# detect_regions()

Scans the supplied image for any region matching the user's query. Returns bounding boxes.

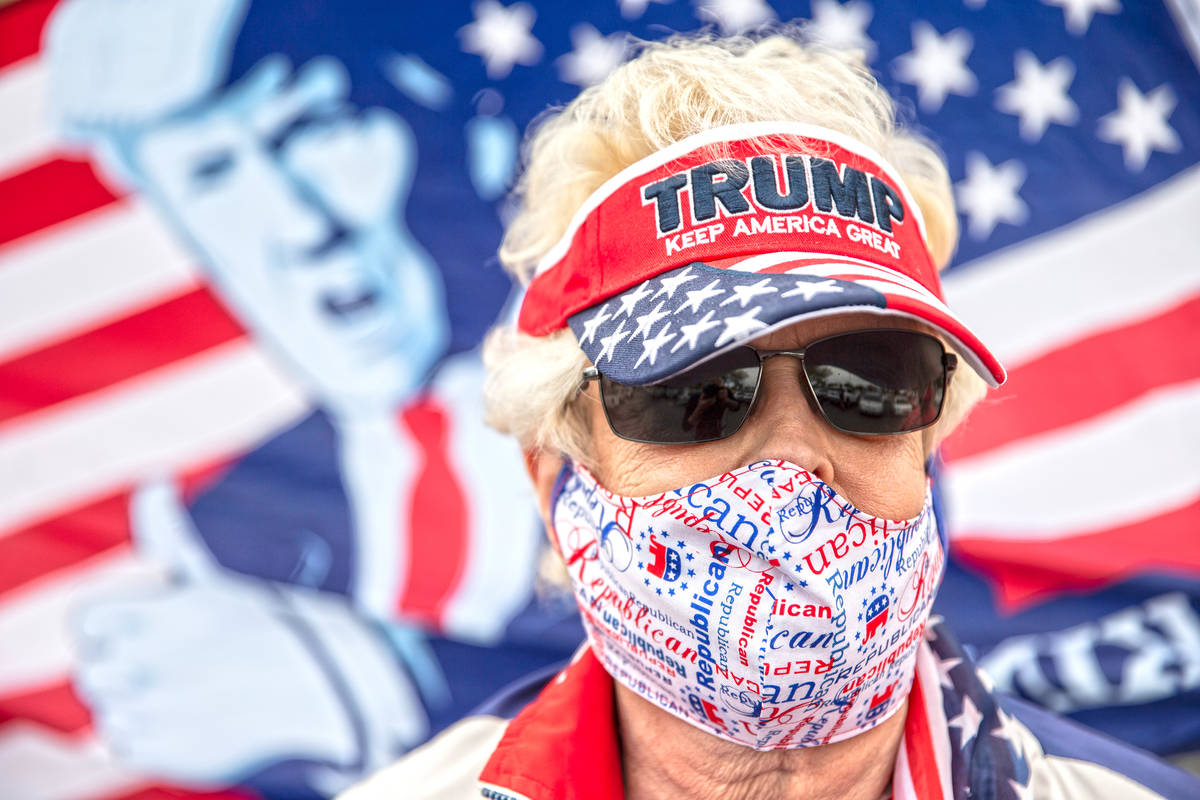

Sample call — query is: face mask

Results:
[551,458,944,750]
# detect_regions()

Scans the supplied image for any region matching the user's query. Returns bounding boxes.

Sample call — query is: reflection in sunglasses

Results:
[589,329,954,444]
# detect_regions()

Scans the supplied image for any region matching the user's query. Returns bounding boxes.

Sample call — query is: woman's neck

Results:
[616,684,904,800]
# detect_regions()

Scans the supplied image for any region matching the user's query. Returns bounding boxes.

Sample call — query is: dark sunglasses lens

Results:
[599,348,760,443]
[803,330,948,435]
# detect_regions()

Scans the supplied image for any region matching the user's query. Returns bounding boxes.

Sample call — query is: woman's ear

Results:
[524,448,565,553]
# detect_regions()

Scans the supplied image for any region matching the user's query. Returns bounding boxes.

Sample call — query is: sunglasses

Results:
[581,329,957,444]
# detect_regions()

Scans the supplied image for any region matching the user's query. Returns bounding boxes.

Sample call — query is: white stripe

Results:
[852,277,954,317]
[532,120,929,277]
[942,165,1200,368]
[809,263,945,303]
[337,409,412,620]
[433,353,542,643]
[794,269,1002,386]
[1033,755,1175,799]
[944,379,1200,539]
[0,60,53,181]
[915,641,955,800]
[0,200,199,362]
[726,250,878,275]
[0,552,163,695]
[728,251,807,273]
[1165,0,1200,71]
[705,253,961,332]
[0,341,311,536]
[720,256,1005,386]
[0,724,147,800]
[892,738,918,800]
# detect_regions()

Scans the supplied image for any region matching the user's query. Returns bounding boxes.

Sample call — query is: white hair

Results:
[484,32,986,465]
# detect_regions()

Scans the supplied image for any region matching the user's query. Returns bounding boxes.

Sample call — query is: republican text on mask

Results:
[804,515,919,580]
[737,571,775,667]
[588,578,689,637]
[588,580,694,676]
[676,473,771,550]
[605,651,689,717]
[838,619,927,697]
[686,550,731,689]
[617,619,690,680]
[813,592,851,676]
[767,615,924,684]
[559,471,603,525]
[715,582,741,673]
[585,605,687,684]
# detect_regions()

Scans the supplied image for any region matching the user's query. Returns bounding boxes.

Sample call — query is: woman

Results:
[343,34,1198,800]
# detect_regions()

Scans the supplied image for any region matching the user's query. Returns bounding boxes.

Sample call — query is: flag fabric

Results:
[911,0,1200,757]
[0,1,1197,799]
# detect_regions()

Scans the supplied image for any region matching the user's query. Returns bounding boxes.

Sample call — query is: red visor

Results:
[517,122,1005,387]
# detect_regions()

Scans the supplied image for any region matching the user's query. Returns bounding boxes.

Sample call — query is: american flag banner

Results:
[915,0,1200,758]
[0,1,1196,799]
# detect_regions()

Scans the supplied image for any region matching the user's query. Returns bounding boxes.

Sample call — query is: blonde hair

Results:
[484,32,986,464]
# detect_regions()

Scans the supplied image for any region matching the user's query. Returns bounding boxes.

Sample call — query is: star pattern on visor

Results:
[577,302,612,346]
[653,266,698,300]
[672,309,720,353]
[596,319,630,362]
[567,261,887,385]
[720,278,778,307]
[635,322,675,368]
[632,300,670,340]
[781,279,845,301]
[678,279,725,314]
[714,305,766,346]
[615,282,654,318]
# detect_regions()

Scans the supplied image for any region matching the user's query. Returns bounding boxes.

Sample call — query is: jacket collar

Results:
[477,621,1030,800]
[479,647,625,800]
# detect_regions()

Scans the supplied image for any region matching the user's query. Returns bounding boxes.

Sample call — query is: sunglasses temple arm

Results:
[578,366,600,395]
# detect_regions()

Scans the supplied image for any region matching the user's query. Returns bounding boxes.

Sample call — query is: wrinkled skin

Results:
[524,311,943,800]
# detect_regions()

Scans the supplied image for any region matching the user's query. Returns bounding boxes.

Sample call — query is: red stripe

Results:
[0,0,59,69]
[397,398,469,630]
[943,295,1200,463]
[0,457,244,598]
[877,291,1007,386]
[743,261,1008,385]
[0,679,92,733]
[0,287,246,425]
[952,498,1200,613]
[756,255,870,274]
[0,494,132,596]
[0,158,124,247]
[179,458,237,502]
[107,786,258,800]
[902,671,946,800]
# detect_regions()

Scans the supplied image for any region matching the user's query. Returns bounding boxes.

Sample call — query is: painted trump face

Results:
[128,56,448,413]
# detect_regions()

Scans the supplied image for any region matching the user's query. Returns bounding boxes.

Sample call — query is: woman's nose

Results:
[737,359,838,484]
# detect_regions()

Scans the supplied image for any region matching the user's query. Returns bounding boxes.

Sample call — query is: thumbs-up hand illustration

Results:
[71,478,430,792]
